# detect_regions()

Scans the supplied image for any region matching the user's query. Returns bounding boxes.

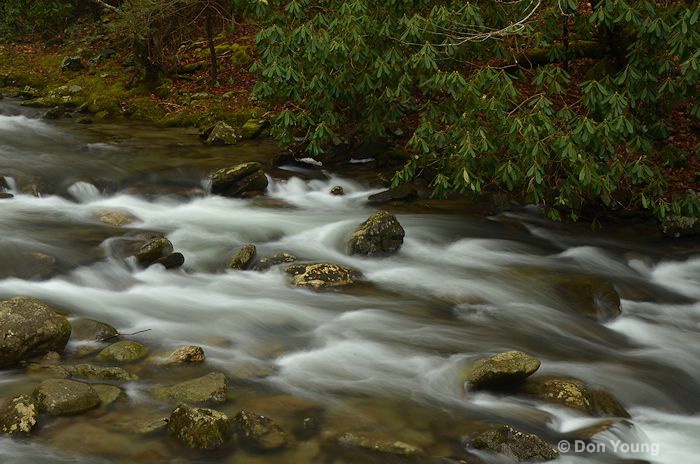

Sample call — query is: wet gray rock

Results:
[34,379,101,415]
[67,364,138,382]
[152,372,227,403]
[469,425,558,461]
[205,121,241,145]
[153,252,185,270]
[70,318,118,342]
[0,395,38,435]
[208,162,268,197]
[43,106,65,120]
[61,56,83,72]
[0,297,71,368]
[284,263,361,289]
[253,252,298,271]
[517,376,630,418]
[168,404,232,450]
[348,210,405,256]
[234,410,288,451]
[0,192,13,199]
[465,351,541,390]
[135,237,174,266]
[367,184,418,204]
[330,186,345,196]
[92,384,125,407]
[163,345,205,365]
[1,252,57,280]
[332,432,424,460]
[96,341,149,364]
[228,244,256,270]
[553,275,621,321]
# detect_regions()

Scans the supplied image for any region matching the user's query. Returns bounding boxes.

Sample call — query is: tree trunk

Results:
[206,9,218,86]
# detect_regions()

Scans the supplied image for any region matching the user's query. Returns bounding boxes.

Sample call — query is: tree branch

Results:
[89,0,121,14]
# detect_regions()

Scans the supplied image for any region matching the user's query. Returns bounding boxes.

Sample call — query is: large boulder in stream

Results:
[208,162,268,197]
[135,236,174,265]
[234,410,288,451]
[168,404,232,450]
[152,372,228,403]
[464,351,541,390]
[348,210,405,257]
[34,379,101,415]
[284,263,361,289]
[0,297,71,368]
[469,425,558,462]
[0,395,39,435]
[517,376,630,418]
[204,121,241,145]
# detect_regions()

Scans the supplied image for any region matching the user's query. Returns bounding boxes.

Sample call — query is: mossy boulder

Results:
[205,121,241,145]
[92,384,125,408]
[284,263,361,289]
[470,425,558,462]
[0,395,38,435]
[168,404,232,450]
[0,297,71,368]
[67,364,138,382]
[518,376,630,418]
[208,162,268,197]
[152,372,228,403]
[662,216,700,238]
[135,237,174,266]
[347,210,405,256]
[234,410,288,451]
[163,345,206,365]
[96,341,149,364]
[69,318,118,342]
[34,379,101,416]
[228,244,256,270]
[464,351,541,390]
[253,252,298,271]
[240,118,269,139]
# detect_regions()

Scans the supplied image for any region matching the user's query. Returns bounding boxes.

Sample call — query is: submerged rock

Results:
[284,263,361,289]
[96,209,138,227]
[553,276,621,321]
[152,372,227,403]
[205,121,241,145]
[228,244,256,270]
[518,376,630,418]
[347,210,405,256]
[208,162,268,197]
[234,410,288,451]
[0,395,38,435]
[2,252,57,280]
[0,297,71,368]
[92,384,125,407]
[70,318,118,342]
[34,379,100,415]
[67,364,138,382]
[168,404,232,450]
[332,432,424,460]
[469,425,558,462]
[464,351,541,390]
[253,252,298,271]
[163,345,206,365]
[96,341,149,364]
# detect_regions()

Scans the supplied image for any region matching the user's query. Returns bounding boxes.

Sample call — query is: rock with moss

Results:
[205,121,241,145]
[517,376,630,418]
[348,210,405,256]
[367,184,418,204]
[234,410,288,451]
[61,56,83,72]
[34,379,100,416]
[153,252,185,270]
[96,341,149,364]
[163,345,206,365]
[152,372,228,403]
[168,404,232,450]
[330,186,345,196]
[43,106,65,120]
[70,318,118,342]
[284,263,361,289]
[67,364,138,382]
[0,297,71,368]
[134,237,174,266]
[92,384,126,408]
[0,395,39,435]
[0,252,57,280]
[253,252,298,271]
[96,209,138,227]
[26,363,71,379]
[469,425,558,462]
[464,351,541,390]
[240,118,270,139]
[229,244,256,270]
[208,162,268,197]
[661,215,700,238]
[331,432,425,460]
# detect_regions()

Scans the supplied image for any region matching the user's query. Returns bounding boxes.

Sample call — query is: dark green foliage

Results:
[0,0,81,38]
[251,0,700,220]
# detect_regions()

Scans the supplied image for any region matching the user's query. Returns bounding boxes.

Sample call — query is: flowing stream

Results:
[1,100,699,463]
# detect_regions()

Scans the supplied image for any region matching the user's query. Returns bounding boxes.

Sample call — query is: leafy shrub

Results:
[0,0,81,38]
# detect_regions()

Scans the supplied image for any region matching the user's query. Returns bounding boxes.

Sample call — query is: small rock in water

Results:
[92,384,125,407]
[34,379,101,416]
[330,185,345,196]
[367,183,418,204]
[234,410,288,451]
[96,209,138,227]
[153,252,185,270]
[152,372,228,403]
[43,106,64,120]
[0,297,71,368]
[465,351,541,390]
[469,424,558,462]
[207,162,268,197]
[332,432,424,459]
[347,210,405,256]
[135,237,174,266]
[284,263,361,289]
[70,318,118,342]
[0,192,14,199]
[205,121,241,145]
[253,252,298,271]
[163,345,205,365]
[0,395,38,435]
[168,404,232,450]
[67,364,138,382]
[96,341,149,364]
[228,244,256,270]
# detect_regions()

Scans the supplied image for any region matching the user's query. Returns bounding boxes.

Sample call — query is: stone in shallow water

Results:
[0,296,71,368]
[67,364,138,382]
[92,384,125,407]
[347,210,405,256]
[207,162,268,197]
[168,404,232,450]
[234,410,288,451]
[228,244,256,270]
[464,351,541,390]
[96,208,138,226]
[253,252,298,271]
[0,395,38,435]
[70,318,119,342]
[284,263,361,289]
[469,424,558,461]
[163,345,206,365]
[332,432,424,459]
[135,237,174,266]
[34,379,101,416]
[97,341,149,364]
[152,372,228,403]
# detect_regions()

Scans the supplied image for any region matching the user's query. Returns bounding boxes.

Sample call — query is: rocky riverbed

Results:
[1,100,700,463]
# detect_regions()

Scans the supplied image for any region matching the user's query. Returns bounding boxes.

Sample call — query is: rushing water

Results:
[1,100,700,463]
